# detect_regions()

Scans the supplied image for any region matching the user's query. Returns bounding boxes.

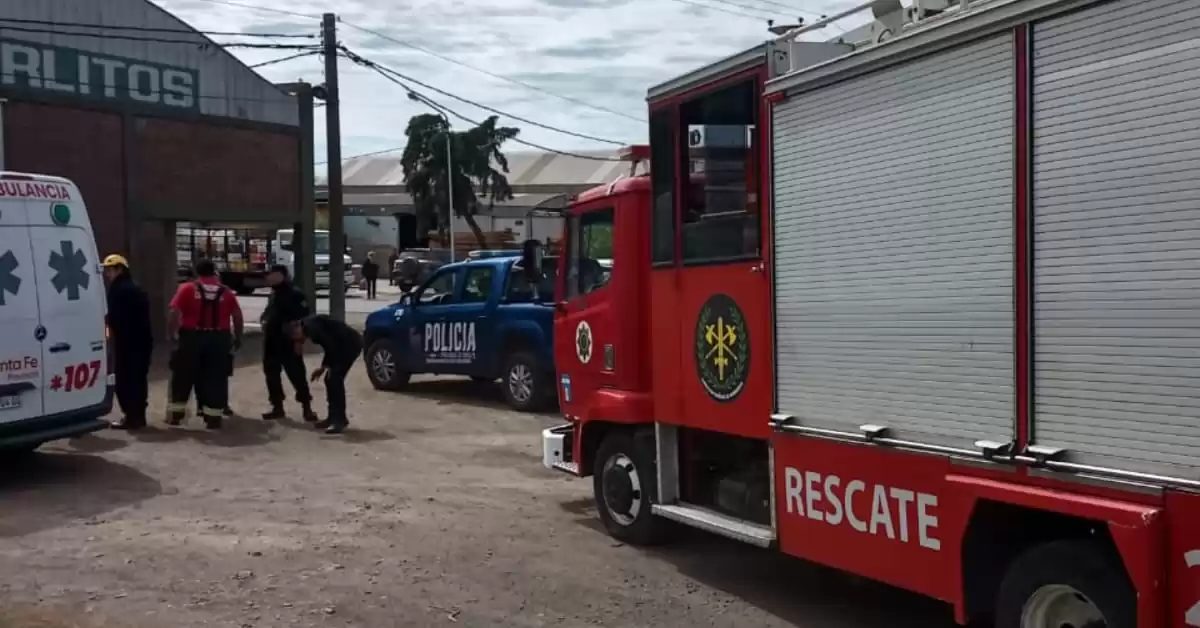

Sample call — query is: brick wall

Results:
[132,117,299,213]
[4,102,127,256]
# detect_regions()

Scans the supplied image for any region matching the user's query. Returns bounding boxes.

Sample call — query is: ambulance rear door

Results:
[0,197,45,422]
[28,198,108,416]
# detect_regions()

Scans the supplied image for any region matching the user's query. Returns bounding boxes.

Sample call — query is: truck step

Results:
[551,461,579,475]
[651,503,775,548]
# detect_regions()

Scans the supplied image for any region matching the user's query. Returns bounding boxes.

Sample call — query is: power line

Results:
[0,17,316,38]
[250,50,320,69]
[324,66,625,163]
[724,0,827,18]
[665,0,774,20]
[171,0,320,19]
[0,25,318,49]
[340,47,628,147]
[338,20,644,124]
[314,146,402,167]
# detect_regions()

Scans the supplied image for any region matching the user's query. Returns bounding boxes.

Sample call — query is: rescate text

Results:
[783,466,941,551]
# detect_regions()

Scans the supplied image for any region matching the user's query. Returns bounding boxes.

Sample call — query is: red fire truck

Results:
[541,0,1200,626]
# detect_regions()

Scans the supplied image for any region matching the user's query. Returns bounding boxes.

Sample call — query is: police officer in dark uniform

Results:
[260,265,316,421]
[166,260,244,429]
[290,314,362,434]
[102,254,153,430]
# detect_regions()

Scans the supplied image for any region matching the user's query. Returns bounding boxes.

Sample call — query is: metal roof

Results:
[327,192,570,217]
[317,149,630,188]
[0,0,300,126]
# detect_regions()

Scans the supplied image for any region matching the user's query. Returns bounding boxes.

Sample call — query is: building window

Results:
[650,108,676,265]
[566,207,615,299]
[679,78,760,263]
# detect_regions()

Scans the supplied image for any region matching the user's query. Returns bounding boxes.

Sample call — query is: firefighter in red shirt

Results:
[166,260,244,429]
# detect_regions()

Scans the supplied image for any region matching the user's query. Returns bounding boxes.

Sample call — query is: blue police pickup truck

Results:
[362,252,558,412]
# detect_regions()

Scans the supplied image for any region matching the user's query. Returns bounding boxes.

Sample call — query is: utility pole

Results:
[322,12,345,322]
[444,118,455,263]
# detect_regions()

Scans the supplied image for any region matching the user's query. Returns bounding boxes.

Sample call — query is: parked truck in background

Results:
[542,1,1200,627]
[176,226,353,293]
[175,224,272,294]
[272,228,354,292]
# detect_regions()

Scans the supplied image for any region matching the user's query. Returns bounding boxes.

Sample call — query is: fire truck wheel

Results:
[593,432,667,546]
[994,539,1135,628]
[365,340,411,391]
[501,351,551,412]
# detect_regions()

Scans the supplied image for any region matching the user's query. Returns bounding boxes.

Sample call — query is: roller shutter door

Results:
[772,35,1015,448]
[1032,0,1200,479]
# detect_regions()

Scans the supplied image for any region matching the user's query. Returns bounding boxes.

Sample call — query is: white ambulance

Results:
[0,171,112,454]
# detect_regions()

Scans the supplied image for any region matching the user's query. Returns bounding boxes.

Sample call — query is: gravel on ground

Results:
[0,337,954,628]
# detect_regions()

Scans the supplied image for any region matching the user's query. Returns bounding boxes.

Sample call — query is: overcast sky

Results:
[152,0,863,172]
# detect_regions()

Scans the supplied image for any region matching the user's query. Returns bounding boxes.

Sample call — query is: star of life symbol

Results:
[575,320,593,364]
[704,317,738,383]
[48,240,90,301]
[0,250,21,306]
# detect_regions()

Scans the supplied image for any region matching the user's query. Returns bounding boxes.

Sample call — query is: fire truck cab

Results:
[544,1,1200,627]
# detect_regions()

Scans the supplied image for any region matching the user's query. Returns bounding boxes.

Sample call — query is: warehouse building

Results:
[317,149,632,257]
[0,0,311,334]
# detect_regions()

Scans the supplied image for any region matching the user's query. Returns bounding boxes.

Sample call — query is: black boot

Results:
[166,411,185,426]
[262,405,286,420]
[204,417,222,430]
[301,403,318,423]
[324,421,348,435]
[223,406,234,417]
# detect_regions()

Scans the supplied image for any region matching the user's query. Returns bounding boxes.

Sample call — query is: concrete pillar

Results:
[128,219,175,343]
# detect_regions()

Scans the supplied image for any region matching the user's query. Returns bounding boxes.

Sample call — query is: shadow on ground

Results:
[127,414,282,448]
[0,452,162,539]
[558,499,956,628]
[0,605,130,628]
[399,378,559,417]
[272,416,396,443]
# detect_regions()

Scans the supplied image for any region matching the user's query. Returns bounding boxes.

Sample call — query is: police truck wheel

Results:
[593,431,668,546]
[365,340,410,391]
[995,540,1135,628]
[501,351,551,412]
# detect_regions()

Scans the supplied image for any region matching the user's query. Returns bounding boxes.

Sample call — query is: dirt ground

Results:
[0,337,957,628]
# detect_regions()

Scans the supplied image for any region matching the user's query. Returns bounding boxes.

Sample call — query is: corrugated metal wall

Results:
[772,35,1016,449]
[0,0,299,126]
[1032,0,1200,480]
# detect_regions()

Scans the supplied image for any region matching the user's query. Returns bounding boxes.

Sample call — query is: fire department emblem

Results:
[575,320,593,364]
[695,293,749,402]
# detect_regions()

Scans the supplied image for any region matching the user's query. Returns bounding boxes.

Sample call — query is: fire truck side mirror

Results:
[521,239,544,286]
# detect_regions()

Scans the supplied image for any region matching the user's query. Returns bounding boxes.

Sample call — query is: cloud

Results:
[152,0,863,173]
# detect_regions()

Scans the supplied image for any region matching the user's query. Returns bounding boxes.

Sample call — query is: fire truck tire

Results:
[993,539,1135,628]
[365,340,411,391]
[593,431,668,546]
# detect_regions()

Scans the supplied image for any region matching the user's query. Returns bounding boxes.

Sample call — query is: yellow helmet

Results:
[102,254,130,268]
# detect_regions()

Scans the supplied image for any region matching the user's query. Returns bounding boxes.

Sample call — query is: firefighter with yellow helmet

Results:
[101,254,153,430]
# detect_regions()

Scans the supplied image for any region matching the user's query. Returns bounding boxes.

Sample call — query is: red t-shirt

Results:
[170,276,241,330]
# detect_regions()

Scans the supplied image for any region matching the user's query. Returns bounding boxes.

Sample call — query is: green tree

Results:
[400,113,520,249]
